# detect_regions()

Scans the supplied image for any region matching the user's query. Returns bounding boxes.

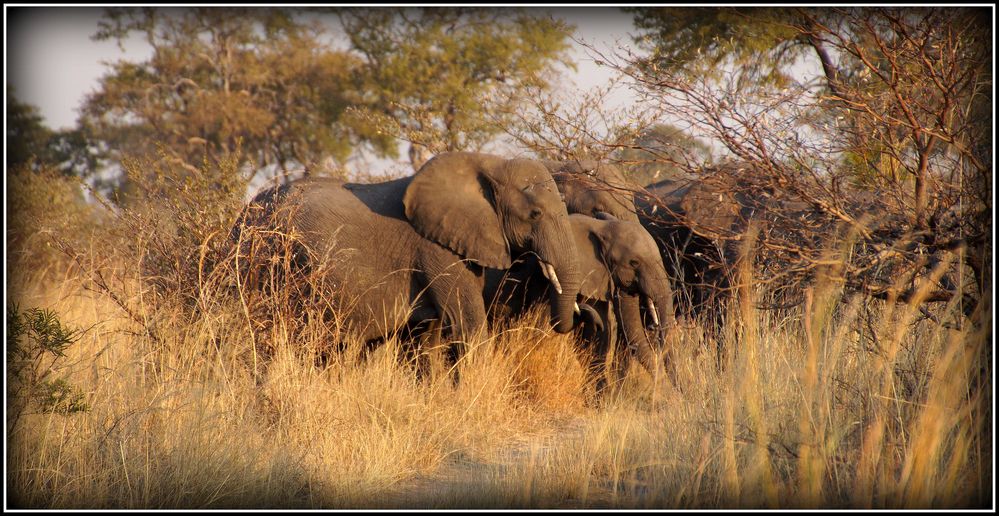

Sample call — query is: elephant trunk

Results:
[616,273,676,379]
[645,272,682,390]
[533,222,581,334]
[642,272,676,342]
[615,292,649,357]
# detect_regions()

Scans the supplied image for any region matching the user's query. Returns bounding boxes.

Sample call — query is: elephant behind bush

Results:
[485,213,677,391]
[230,152,582,357]
[543,159,640,223]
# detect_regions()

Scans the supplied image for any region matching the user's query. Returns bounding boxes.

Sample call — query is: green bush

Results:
[7,303,88,433]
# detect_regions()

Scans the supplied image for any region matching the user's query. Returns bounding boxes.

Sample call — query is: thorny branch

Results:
[519,8,990,318]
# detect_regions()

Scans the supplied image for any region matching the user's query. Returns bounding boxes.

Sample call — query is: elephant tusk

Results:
[548,265,563,295]
[646,298,660,327]
[540,261,563,295]
[574,302,580,314]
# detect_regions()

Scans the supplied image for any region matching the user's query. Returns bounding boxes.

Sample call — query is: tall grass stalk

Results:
[7,216,989,509]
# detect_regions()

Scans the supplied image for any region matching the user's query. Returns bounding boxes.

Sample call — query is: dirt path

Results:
[377,416,623,509]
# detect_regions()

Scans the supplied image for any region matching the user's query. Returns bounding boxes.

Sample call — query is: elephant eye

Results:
[529,207,543,221]
[629,258,641,269]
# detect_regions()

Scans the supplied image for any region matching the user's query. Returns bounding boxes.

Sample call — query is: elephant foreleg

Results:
[578,300,613,393]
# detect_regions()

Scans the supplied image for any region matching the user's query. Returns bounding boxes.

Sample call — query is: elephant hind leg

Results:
[419,264,488,384]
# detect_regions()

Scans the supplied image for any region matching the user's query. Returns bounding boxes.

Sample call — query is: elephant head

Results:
[642,164,777,243]
[566,212,676,382]
[543,159,640,223]
[404,152,582,333]
[571,213,674,342]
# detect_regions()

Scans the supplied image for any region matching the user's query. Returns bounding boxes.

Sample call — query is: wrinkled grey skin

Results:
[542,160,640,223]
[234,152,581,346]
[636,176,743,325]
[485,213,675,390]
[538,159,680,387]
[636,168,791,325]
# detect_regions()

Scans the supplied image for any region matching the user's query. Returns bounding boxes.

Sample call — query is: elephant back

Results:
[678,177,743,240]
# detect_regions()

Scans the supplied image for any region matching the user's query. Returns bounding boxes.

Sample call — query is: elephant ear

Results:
[572,216,612,301]
[403,154,512,269]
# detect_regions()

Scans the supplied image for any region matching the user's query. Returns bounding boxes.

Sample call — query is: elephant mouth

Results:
[623,283,661,327]
[627,285,661,327]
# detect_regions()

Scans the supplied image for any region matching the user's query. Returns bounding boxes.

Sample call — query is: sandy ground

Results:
[377,417,625,509]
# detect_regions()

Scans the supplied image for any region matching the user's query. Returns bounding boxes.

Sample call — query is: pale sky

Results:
[6,6,642,131]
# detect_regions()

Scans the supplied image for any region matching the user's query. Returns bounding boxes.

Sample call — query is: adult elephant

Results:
[544,158,745,327]
[640,163,916,328]
[636,174,746,323]
[541,159,679,380]
[542,159,640,223]
[486,213,676,391]
[233,152,582,349]
[636,164,825,326]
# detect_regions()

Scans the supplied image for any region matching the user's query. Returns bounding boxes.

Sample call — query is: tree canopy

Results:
[337,7,575,170]
[69,7,577,182]
[621,6,991,309]
[82,7,389,182]
[627,7,814,89]
[7,86,102,177]
[7,86,54,170]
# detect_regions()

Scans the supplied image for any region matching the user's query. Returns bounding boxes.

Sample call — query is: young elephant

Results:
[542,160,681,383]
[486,213,676,390]
[233,152,582,351]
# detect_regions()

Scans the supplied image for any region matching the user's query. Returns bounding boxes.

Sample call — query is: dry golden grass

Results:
[6,240,991,509]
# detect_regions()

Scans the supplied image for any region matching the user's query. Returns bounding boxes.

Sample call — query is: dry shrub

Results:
[6,263,598,508]
[424,233,991,510]
[6,274,309,509]
[6,164,104,288]
[8,245,990,509]
[7,150,989,509]
[483,308,590,413]
[106,151,251,308]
